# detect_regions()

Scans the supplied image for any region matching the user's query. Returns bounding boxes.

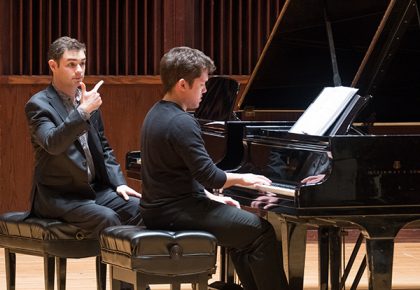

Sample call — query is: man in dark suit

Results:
[25,36,142,238]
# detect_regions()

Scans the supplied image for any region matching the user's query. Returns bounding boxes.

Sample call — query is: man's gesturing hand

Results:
[79,80,104,114]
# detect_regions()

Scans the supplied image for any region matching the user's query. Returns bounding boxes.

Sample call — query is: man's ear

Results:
[178,78,188,90]
[48,59,57,72]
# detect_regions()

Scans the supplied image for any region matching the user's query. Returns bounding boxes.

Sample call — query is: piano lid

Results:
[238,0,420,122]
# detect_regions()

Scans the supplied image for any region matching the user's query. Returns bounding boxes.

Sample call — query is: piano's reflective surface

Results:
[229,130,420,210]
[128,0,420,289]
[212,0,420,289]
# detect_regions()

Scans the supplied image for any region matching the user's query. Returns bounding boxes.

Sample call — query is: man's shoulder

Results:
[27,86,53,104]
[25,86,57,115]
[166,112,198,133]
[148,102,194,123]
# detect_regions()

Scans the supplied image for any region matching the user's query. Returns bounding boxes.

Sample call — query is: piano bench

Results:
[100,225,217,290]
[0,211,106,290]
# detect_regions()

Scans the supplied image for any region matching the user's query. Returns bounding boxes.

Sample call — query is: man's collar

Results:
[52,83,81,105]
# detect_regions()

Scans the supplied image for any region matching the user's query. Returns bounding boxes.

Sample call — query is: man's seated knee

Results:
[95,209,122,228]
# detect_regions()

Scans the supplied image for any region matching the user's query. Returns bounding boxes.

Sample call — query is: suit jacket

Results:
[25,84,126,218]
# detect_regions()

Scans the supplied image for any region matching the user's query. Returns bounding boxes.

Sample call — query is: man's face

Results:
[49,49,86,89]
[183,70,209,110]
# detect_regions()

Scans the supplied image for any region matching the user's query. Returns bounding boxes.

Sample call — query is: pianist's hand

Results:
[204,189,241,208]
[116,185,142,201]
[225,172,272,189]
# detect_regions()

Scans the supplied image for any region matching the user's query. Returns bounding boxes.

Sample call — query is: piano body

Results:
[204,0,420,289]
[127,0,420,289]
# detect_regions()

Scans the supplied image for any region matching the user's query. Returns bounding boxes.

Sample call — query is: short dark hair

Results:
[47,36,86,62]
[160,46,216,94]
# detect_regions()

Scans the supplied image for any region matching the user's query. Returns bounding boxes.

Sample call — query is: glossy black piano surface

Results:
[226,129,420,214]
[127,0,420,289]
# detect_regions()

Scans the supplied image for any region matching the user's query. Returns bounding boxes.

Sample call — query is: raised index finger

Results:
[92,80,104,92]
[80,82,87,95]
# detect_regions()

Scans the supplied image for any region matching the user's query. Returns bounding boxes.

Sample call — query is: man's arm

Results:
[25,93,89,155]
[223,172,272,189]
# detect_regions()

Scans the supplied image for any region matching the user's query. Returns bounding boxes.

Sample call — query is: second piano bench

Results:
[100,225,218,290]
[0,211,106,290]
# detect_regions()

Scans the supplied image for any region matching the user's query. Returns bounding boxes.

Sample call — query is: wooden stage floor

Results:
[2,239,420,290]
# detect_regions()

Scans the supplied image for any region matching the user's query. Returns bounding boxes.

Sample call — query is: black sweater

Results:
[140,100,226,207]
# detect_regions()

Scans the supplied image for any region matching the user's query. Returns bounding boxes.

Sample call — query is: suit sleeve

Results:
[25,97,89,155]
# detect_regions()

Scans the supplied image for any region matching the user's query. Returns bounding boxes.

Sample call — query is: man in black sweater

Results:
[140,47,289,290]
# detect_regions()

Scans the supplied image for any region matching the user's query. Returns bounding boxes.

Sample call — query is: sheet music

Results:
[289,86,359,136]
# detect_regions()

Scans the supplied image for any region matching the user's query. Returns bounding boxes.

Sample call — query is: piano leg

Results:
[348,216,411,290]
[329,227,342,289]
[364,238,394,290]
[318,227,329,290]
[280,220,307,290]
[318,226,342,290]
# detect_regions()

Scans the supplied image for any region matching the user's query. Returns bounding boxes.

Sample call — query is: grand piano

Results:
[127,0,420,289]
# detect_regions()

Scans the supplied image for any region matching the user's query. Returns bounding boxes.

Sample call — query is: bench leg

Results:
[96,256,107,290]
[109,265,122,290]
[111,279,122,290]
[4,248,16,290]
[43,255,55,290]
[56,257,67,290]
[198,274,209,290]
[170,284,181,290]
[135,273,144,290]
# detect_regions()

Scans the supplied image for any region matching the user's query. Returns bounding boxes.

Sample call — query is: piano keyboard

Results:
[234,183,296,197]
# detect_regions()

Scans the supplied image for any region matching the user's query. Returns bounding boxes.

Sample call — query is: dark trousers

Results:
[140,195,289,290]
[58,187,142,238]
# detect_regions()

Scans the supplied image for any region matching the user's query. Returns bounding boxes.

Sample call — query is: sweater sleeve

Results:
[170,113,226,189]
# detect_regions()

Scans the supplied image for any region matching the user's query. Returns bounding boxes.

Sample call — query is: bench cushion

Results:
[0,211,99,258]
[100,225,217,276]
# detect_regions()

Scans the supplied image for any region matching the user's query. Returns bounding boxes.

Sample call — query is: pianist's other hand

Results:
[204,189,241,209]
